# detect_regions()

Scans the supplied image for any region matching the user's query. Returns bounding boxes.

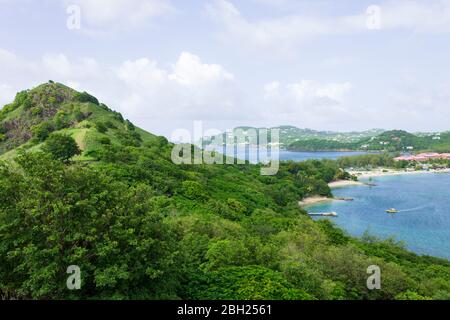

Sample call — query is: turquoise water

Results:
[308,173,450,260]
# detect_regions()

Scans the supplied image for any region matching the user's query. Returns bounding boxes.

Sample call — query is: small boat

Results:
[386,208,399,214]
[308,212,338,217]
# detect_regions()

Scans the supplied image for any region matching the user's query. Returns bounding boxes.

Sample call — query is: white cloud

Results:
[0,49,241,131]
[63,0,174,32]
[262,80,354,126]
[380,0,450,33]
[206,0,450,53]
[0,84,15,107]
[115,52,239,120]
[205,0,365,52]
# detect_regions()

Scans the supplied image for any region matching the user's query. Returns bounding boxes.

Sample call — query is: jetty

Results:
[335,197,354,201]
[308,212,338,217]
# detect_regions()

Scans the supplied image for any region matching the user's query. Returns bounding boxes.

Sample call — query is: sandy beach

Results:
[348,168,450,179]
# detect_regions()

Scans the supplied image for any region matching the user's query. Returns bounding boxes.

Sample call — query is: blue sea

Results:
[307,173,450,260]
[206,146,367,163]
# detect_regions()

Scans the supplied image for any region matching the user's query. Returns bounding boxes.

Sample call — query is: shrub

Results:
[95,122,108,133]
[99,137,111,145]
[74,91,99,105]
[104,120,117,129]
[125,120,135,131]
[31,121,54,141]
[181,181,208,200]
[227,198,247,216]
[30,107,43,116]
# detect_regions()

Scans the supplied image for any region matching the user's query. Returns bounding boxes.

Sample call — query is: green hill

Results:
[287,130,450,152]
[356,130,450,152]
[202,126,384,149]
[0,82,158,161]
[0,83,449,300]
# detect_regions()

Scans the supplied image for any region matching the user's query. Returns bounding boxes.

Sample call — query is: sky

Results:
[1,0,450,137]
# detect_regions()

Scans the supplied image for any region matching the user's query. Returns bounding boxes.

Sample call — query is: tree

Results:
[42,133,81,162]
[0,153,179,299]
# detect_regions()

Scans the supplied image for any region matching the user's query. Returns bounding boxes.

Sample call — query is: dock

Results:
[308,212,338,217]
[335,197,354,201]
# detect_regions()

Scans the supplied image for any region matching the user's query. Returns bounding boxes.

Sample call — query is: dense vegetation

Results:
[0,83,449,300]
[287,130,450,153]
[287,139,356,151]
[203,126,384,148]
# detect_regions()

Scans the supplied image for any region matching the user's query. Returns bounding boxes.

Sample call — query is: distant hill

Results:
[202,126,450,153]
[355,130,450,152]
[202,126,385,149]
[288,129,450,152]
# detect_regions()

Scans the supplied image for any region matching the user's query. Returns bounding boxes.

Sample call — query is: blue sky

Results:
[1,0,450,137]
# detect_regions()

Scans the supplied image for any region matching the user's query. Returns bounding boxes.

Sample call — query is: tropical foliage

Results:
[0,83,448,300]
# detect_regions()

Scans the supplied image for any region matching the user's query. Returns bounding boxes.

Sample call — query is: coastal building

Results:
[394,153,450,162]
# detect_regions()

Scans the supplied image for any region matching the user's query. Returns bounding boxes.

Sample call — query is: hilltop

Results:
[0,81,158,161]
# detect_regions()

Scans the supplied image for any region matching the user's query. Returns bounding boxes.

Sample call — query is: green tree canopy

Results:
[42,133,81,162]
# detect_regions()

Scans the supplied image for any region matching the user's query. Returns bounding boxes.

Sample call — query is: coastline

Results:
[349,168,450,179]
[299,168,450,208]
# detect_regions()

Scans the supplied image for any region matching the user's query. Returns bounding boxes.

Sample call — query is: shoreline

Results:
[349,168,450,179]
[300,168,450,208]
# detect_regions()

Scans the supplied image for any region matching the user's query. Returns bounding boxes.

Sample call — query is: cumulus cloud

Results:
[0,49,240,130]
[262,80,354,126]
[115,52,239,119]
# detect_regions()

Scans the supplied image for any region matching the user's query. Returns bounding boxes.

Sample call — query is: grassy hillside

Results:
[0,82,158,161]
[0,83,449,300]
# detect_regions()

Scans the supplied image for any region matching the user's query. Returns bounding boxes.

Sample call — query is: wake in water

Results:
[394,205,434,213]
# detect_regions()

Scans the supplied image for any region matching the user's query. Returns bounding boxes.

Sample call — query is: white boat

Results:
[386,208,399,214]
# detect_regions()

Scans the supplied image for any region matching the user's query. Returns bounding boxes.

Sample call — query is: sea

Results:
[308,173,450,260]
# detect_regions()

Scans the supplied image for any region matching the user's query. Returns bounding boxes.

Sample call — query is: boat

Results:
[308,212,338,217]
[386,208,399,214]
